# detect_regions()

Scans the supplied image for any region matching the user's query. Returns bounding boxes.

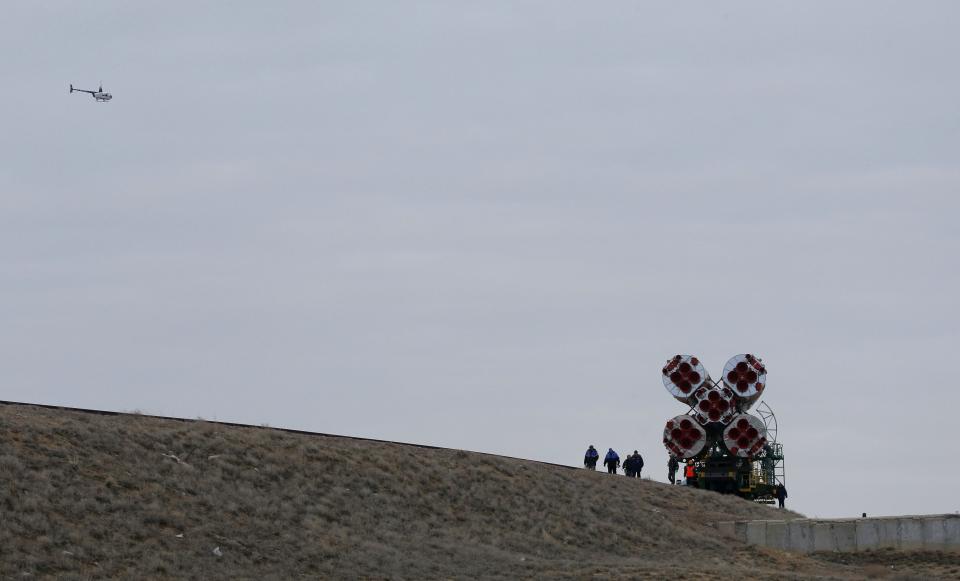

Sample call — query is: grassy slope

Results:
[2,403,953,580]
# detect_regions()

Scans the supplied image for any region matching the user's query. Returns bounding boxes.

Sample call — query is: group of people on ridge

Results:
[586,446,789,508]
[583,445,644,477]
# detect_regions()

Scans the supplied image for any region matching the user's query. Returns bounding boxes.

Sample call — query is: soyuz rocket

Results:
[661,354,769,460]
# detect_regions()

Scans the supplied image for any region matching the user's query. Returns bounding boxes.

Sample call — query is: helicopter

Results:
[70,83,112,102]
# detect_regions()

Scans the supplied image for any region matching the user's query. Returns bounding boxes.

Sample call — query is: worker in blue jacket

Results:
[603,448,620,474]
[583,445,599,470]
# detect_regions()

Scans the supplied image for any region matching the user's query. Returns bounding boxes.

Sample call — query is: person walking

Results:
[632,451,644,478]
[668,456,679,484]
[583,445,599,470]
[603,448,620,474]
[776,484,788,508]
[623,454,635,477]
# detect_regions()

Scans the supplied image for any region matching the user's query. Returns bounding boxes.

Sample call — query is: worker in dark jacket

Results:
[603,448,620,474]
[623,454,636,477]
[631,451,644,478]
[776,484,788,508]
[583,445,599,470]
[668,456,679,484]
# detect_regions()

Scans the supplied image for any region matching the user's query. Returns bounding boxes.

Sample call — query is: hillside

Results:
[1,402,956,579]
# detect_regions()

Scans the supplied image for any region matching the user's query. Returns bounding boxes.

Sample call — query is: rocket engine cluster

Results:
[662,354,769,460]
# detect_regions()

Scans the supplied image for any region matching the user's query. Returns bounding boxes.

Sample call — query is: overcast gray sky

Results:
[3,2,958,518]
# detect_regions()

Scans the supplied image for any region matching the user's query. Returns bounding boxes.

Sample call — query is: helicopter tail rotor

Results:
[70,83,73,93]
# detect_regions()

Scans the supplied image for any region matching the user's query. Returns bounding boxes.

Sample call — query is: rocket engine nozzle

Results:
[722,413,768,458]
[662,414,708,459]
[661,354,710,405]
[691,384,736,425]
[721,353,767,409]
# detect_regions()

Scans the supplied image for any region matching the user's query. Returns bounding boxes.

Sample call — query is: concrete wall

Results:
[717,514,960,553]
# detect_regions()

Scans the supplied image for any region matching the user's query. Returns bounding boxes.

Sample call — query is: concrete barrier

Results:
[746,521,768,546]
[787,519,814,553]
[734,521,749,543]
[872,518,901,549]
[717,514,960,553]
[766,520,788,550]
[900,517,924,550]
[835,521,857,551]
[812,522,834,552]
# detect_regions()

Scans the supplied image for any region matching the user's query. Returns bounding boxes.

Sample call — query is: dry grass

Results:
[0,403,942,579]
[812,548,960,580]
